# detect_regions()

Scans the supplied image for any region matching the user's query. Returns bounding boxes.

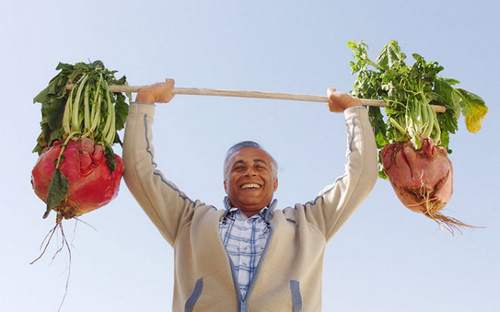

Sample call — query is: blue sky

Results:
[1,0,499,311]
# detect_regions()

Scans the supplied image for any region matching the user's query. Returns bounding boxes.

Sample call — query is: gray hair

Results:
[223,141,278,179]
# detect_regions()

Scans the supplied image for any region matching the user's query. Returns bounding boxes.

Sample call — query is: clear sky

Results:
[1,0,499,311]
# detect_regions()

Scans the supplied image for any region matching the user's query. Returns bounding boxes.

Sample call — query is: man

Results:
[123,80,378,311]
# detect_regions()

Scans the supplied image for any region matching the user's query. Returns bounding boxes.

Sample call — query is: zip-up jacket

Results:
[123,103,378,312]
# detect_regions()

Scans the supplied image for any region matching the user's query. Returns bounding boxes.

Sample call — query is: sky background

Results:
[1,0,499,311]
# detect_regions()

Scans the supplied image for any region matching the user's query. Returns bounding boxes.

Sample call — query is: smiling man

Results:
[123,80,378,311]
[223,142,278,216]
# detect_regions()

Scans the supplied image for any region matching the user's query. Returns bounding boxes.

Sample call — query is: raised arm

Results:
[123,80,197,245]
[299,89,378,240]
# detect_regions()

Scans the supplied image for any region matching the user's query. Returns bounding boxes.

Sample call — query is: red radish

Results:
[31,62,129,311]
[31,137,123,220]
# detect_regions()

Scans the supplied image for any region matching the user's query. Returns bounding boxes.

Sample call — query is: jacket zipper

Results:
[241,224,274,309]
[227,255,243,310]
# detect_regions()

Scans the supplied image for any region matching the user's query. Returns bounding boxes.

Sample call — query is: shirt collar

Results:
[223,196,277,222]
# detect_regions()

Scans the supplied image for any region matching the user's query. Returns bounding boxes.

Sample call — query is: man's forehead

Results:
[228,147,273,163]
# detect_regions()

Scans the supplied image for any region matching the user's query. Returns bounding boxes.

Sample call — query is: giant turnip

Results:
[31,138,123,221]
[380,138,470,230]
[348,40,487,232]
[31,61,129,310]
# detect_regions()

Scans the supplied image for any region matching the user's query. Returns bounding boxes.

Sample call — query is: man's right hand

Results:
[135,79,175,104]
[327,88,362,112]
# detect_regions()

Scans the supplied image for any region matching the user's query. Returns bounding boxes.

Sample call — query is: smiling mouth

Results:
[240,183,262,189]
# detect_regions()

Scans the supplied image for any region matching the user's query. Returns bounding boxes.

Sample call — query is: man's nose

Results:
[244,166,257,176]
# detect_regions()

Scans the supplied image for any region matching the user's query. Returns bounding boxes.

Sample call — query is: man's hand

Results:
[327,88,362,112]
[135,79,175,104]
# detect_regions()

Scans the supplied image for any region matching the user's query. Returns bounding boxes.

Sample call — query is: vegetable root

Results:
[30,213,72,312]
[381,139,474,233]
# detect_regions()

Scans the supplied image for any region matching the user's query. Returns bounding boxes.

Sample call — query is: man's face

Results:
[224,147,278,216]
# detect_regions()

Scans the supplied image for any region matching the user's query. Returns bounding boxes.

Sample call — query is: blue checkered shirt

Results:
[219,206,271,299]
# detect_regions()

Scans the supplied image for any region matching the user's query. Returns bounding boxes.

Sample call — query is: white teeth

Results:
[241,183,261,189]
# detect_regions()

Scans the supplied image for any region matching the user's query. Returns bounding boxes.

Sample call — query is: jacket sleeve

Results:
[122,103,197,245]
[300,106,378,240]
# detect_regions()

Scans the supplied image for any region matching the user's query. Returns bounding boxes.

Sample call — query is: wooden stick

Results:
[66,84,447,113]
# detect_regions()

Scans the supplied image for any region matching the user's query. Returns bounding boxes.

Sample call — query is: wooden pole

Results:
[66,84,447,113]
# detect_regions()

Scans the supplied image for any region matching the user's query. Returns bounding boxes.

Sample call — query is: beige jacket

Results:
[123,103,378,312]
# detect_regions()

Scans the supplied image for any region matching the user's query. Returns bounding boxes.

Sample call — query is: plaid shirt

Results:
[219,206,271,299]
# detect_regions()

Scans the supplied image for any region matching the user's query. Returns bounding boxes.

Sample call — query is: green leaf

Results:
[377,40,406,69]
[114,92,129,131]
[56,62,73,71]
[368,106,388,148]
[104,145,116,172]
[48,128,64,145]
[113,75,127,85]
[347,40,371,73]
[440,129,451,153]
[46,99,66,130]
[378,167,388,179]
[44,169,68,218]
[33,87,50,104]
[32,130,47,154]
[441,77,460,85]
[455,88,488,133]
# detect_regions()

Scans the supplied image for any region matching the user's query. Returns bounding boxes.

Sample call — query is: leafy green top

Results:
[348,40,488,177]
[33,61,129,154]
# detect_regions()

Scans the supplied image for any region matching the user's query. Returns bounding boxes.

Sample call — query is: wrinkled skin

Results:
[380,138,453,216]
[31,138,123,219]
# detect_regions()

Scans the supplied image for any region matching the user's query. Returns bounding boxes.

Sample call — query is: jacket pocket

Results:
[290,280,303,312]
[185,278,203,312]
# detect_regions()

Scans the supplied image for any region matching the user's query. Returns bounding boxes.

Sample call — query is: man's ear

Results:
[273,177,279,191]
[223,179,228,193]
